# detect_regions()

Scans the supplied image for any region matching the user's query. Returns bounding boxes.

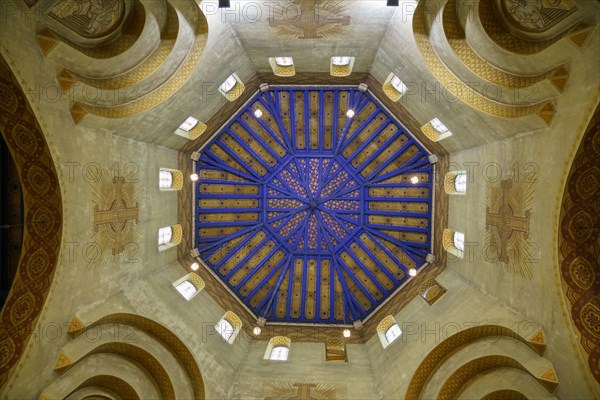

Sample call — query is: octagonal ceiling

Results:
[194,86,434,325]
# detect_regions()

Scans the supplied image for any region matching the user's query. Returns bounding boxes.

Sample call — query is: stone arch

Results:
[0,54,63,390]
[404,323,551,400]
[557,103,600,385]
[64,312,206,399]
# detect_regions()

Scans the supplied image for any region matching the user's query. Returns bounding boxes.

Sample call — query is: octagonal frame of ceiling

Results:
[190,84,438,328]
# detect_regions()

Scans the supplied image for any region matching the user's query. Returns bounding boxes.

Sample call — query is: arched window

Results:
[175,280,196,300]
[390,75,407,94]
[269,345,289,361]
[377,315,401,348]
[417,279,447,305]
[159,169,183,191]
[274,57,293,66]
[179,116,198,132]
[158,224,183,251]
[421,118,453,141]
[219,73,245,101]
[215,319,235,342]
[385,323,402,345]
[430,117,448,134]
[158,226,172,246]
[159,170,173,189]
[454,172,467,193]
[382,72,407,101]
[269,57,296,77]
[453,231,465,252]
[172,273,205,301]
[332,56,352,66]
[215,311,242,344]
[174,117,206,140]
[330,56,354,77]
[443,228,465,259]
[444,171,467,195]
[220,75,238,93]
[264,336,291,361]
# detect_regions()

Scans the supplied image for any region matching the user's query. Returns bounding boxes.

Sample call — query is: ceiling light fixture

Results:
[190,173,199,182]
[408,268,417,277]
[343,329,351,338]
[411,176,419,184]
[253,326,262,336]
[254,109,263,118]
[346,109,355,118]
[191,262,199,271]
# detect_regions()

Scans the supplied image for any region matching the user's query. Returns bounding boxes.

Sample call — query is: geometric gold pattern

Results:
[219,74,246,102]
[413,1,556,124]
[443,228,463,259]
[176,122,208,141]
[330,58,354,78]
[422,121,452,142]
[442,0,568,90]
[0,54,63,389]
[46,312,206,399]
[417,279,446,305]
[404,324,549,400]
[159,168,183,192]
[444,171,465,195]
[558,103,600,385]
[382,73,404,102]
[269,58,296,77]
[70,6,209,120]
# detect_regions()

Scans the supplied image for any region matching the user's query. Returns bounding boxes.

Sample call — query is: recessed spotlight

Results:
[343,329,351,338]
[408,268,417,277]
[190,173,199,182]
[254,109,263,118]
[410,176,419,184]
[253,326,262,336]
[191,262,199,271]
[346,109,355,118]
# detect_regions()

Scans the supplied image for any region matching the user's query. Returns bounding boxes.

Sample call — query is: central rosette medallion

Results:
[267,157,361,254]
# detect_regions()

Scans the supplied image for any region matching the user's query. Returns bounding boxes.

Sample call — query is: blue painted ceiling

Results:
[195,86,433,325]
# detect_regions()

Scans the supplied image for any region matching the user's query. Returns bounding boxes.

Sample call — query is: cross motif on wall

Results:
[485,179,530,263]
[264,383,317,400]
[268,0,351,39]
[93,176,139,255]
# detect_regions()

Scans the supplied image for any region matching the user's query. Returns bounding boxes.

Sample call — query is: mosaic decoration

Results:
[0,54,62,390]
[268,0,352,40]
[413,0,556,124]
[559,104,600,384]
[479,0,585,55]
[48,0,127,38]
[501,0,577,32]
[263,381,347,400]
[195,87,433,324]
[443,0,570,92]
[485,175,535,279]
[89,168,139,266]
